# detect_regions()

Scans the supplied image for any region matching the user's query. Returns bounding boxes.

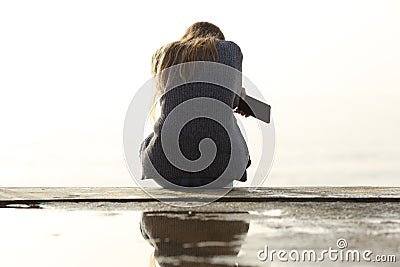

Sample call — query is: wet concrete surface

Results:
[0,187,399,266]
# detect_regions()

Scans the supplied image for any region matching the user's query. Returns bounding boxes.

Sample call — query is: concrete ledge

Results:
[0,187,399,203]
[2,187,398,266]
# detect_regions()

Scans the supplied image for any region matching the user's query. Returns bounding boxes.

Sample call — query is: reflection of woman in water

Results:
[140,22,251,187]
[140,212,249,267]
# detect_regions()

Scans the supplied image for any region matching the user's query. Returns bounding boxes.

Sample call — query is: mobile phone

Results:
[237,95,271,124]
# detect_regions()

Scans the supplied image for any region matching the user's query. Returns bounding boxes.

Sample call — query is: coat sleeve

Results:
[216,40,243,108]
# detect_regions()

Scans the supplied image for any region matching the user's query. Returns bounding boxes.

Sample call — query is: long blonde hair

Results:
[150,22,225,120]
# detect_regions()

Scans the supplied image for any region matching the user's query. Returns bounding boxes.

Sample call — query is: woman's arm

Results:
[216,40,251,117]
[234,88,251,117]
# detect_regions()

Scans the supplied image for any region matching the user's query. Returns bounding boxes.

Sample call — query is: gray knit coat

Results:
[140,40,250,187]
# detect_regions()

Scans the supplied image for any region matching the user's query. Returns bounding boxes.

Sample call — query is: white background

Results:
[0,0,399,186]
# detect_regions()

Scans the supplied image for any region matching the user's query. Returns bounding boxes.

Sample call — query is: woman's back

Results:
[140,40,250,187]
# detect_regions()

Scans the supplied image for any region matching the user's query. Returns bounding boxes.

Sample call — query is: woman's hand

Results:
[234,88,251,117]
[234,108,250,117]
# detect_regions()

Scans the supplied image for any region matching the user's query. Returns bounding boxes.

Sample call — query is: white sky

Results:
[0,0,399,186]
